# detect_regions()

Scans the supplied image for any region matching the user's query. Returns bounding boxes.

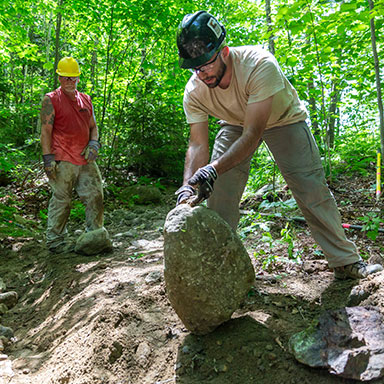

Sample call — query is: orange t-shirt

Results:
[47,87,93,165]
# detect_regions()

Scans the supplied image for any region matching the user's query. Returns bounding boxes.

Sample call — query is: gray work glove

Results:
[175,185,196,206]
[43,154,57,180]
[81,140,100,162]
[187,164,218,206]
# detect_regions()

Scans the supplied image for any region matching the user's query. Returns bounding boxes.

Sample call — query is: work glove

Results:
[187,164,218,206]
[81,140,100,163]
[43,154,57,180]
[175,185,196,206]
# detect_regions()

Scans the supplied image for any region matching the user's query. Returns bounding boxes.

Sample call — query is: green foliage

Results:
[0,143,27,183]
[0,194,37,237]
[0,0,383,186]
[332,129,377,176]
[69,200,86,223]
[359,212,384,241]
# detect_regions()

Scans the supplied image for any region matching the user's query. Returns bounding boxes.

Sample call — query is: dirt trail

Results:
[0,183,384,384]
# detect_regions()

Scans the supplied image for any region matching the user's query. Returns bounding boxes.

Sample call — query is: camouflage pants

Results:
[46,161,104,247]
[207,121,360,268]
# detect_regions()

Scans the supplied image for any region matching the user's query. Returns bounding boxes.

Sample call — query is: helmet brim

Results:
[179,48,218,69]
[56,69,81,77]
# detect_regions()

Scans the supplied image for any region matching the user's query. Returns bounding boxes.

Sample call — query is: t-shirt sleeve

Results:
[183,90,209,124]
[247,54,285,104]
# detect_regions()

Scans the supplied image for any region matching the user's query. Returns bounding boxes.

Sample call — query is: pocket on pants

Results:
[264,122,323,174]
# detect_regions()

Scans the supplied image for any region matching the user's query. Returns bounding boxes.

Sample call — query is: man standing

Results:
[175,11,383,279]
[40,57,104,253]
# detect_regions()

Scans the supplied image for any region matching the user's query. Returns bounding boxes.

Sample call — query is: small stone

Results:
[145,271,162,284]
[0,326,14,340]
[0,304,8,315]
[0,279,6,293]
[0,292,18,309]
[0,354,8,360]
[23,368,30,374]
[135,342,151,367]
[109,341,123,363]
[267,352,277,361]
[182,346,190,354]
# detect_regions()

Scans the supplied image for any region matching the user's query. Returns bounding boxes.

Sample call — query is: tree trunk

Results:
[326,81,339,149]
[265,0,275,55]
[368,0,384,155]
[53,0,64,89]
[308,77,320,138]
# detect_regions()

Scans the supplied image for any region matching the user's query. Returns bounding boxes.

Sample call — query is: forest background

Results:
[0,0,384,231]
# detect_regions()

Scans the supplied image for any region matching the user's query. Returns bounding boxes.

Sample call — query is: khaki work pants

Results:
[47,161,104,247]
[207,121,360,268]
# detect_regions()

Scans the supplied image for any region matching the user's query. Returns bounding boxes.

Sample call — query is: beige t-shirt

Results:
[183,46,308,129]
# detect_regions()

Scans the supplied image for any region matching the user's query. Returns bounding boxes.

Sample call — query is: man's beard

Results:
[203,61,227,89]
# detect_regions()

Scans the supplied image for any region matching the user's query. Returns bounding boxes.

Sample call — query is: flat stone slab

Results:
[163,205,255,335]
[289,306,384,381]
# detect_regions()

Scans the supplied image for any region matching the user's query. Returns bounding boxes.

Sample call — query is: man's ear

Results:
[221,46,230,59]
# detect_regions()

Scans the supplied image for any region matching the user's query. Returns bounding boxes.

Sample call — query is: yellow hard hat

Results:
[56,57,81,77]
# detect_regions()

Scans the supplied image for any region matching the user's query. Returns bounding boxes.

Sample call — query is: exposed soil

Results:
[0,175,384,384]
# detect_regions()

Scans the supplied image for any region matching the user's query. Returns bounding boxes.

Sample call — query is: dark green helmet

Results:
[177,11,226,69]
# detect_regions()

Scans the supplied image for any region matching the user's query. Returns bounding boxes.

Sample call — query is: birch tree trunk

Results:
[53,0,64,89]
[265,0,275,55]
[368,0,384,154]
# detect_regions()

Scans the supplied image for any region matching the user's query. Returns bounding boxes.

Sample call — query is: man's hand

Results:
[175,185,196,206]
[187,164,217,206]
[81,140,100,162]
[43,154,57,180]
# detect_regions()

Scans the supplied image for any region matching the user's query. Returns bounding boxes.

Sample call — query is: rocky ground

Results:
[0,175,383,384]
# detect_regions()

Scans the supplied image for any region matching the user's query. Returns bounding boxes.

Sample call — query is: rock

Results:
[289,306,384,381]
[135,341,151,367]
[119,185,162,205]
[75,227,113,255]
[0,279,6,293]
[347,286,370,306]
[0,326,14,340]
[0,292,18,309]
[163,205,255,335]
[145,271,162,284]
[0,304,8,315]
[109,341,123,363]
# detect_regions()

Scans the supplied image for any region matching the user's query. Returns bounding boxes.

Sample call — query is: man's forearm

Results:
[211,128,262,175]
[183,144,210,184]
[40,128,53,155]
[89,125,99,141]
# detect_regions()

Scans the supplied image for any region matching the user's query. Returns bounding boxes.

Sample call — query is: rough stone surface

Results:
[0,291,18,309]
[289,306,384,381]
[75,227,113,255]
[163,205,255,335]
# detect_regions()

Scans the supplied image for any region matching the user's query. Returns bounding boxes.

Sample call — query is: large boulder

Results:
[75,227,113,255]
[163,205,255,335]
[289,306,384,381]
